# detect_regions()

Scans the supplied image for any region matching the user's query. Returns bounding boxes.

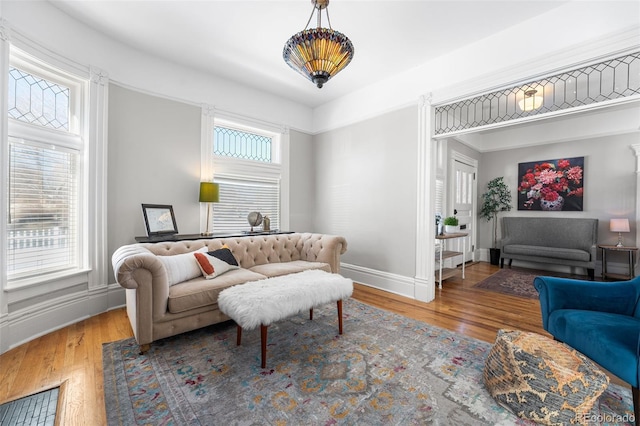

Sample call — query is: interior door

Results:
[452,160,476,263]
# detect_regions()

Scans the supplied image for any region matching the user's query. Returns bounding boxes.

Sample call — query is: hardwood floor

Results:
[0,262,623,424]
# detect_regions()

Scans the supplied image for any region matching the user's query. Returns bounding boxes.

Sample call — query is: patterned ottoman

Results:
[483,329,609,425]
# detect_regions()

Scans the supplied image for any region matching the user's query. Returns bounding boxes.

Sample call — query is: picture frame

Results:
[141,204,179,236]
[517,156,584,211]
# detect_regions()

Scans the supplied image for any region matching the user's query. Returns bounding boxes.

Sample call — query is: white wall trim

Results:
[0,18,10,344]
[632,143,640,276]
[414,95,436,302]
[2,284,125,353]
[341,263,415,300]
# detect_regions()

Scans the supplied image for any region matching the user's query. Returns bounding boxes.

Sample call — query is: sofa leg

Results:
[139,343,150,355]
[633,386,639,426]
[500,258,504,268]
[588,268,595,280]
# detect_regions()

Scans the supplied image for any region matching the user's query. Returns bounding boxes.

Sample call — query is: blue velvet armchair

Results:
[534,275,640,423]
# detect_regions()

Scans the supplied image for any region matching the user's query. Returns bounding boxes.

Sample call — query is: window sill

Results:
[5,269,92,304]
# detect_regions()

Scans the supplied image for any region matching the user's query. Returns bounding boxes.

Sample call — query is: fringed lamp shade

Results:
[283,28,354,88]
[283,0,354,89]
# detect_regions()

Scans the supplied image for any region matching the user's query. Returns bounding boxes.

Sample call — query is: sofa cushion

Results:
[207,246,239,266]
[194,252,239,279]
[502,244,590,262]
[249,260,331,278]
[159,247,207,286]
[547,309,640,385]
[168,268,267,314]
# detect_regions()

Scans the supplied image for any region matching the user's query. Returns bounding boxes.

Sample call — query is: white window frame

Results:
[6,48,86,289]
[1,33,108,301]
[201,108,290,233]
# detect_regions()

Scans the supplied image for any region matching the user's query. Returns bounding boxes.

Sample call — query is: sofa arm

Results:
[534,276,640,330]
[498,237,513,251]
[112,245,165,289]
[112,244,172,346]
[298,233,347,273]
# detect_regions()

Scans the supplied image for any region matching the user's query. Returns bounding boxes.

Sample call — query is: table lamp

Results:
[610,218,630,247]
[199,182,219,236]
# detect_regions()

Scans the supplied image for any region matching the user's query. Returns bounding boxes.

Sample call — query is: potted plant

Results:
[479,176,513,265]
[443,216,459,234]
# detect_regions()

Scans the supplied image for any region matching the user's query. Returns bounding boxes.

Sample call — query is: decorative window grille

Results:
[214,125,272,163]
[211,121,282,232]
[8,67,70,131]
[6,61,82,281]
[434,51,640,135]
[213,177,280,233]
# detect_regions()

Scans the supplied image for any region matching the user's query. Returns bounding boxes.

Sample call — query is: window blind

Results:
[7,140,79,277]
[212,177,280,233]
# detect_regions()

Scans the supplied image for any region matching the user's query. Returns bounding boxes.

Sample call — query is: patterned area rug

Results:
[102,299,633,425]
[473,268,585,299]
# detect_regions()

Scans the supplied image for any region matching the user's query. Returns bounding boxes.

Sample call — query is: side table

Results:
[435,232,468,288]
[598,245,638,281]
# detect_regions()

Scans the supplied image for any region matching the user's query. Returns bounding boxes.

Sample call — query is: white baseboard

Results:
[1,284,126,354]
[340,263,416,299]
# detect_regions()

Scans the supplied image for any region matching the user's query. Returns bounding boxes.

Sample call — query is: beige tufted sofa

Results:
[112,233,347,353]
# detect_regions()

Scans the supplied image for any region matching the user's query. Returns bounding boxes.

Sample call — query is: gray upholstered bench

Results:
[217,269,353,368]
[499,217,598,279]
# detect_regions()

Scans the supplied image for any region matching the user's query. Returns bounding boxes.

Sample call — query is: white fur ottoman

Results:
[218,269,353,368]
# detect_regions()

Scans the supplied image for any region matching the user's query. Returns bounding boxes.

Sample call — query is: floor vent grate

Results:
[0,387,59,426]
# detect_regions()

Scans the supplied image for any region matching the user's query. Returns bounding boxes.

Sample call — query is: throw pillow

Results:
[194,251,239,279]
[207,246,239,267]
[159,247,207,286]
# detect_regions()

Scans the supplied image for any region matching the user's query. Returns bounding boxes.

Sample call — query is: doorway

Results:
[449,152,478,264]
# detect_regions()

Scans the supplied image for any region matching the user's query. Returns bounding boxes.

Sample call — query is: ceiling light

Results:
[283,0,354,88]
[518,89,543,112]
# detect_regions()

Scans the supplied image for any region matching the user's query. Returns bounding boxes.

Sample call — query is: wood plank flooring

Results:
[0,262,624,425]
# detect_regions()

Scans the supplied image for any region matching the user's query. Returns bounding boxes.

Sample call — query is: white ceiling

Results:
[49,0,568,108]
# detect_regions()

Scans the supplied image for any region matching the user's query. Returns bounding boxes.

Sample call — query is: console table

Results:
[598,244,637,281]
[435,232,468,288]
[135,230,293,243]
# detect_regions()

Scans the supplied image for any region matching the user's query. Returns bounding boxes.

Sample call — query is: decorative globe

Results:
[247,212,263,228]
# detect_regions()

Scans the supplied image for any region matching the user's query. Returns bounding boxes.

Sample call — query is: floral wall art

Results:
[517,157,584,211]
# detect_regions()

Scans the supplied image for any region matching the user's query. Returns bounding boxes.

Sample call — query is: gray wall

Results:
[477,133,637,260]
[107,85,316,283]
[289,129,315,232]
[313,106,418,277]
[107,85,202,282]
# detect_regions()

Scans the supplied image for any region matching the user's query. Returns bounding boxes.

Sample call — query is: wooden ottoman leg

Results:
[261,324,269,369]
[337,300,343,334]
[236,325,242,346]
[309,308,313,320]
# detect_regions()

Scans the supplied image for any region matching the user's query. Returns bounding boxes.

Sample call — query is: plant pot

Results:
[489,248,501,266]
[444,225,460,234]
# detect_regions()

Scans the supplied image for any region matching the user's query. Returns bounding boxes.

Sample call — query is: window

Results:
[6,50,85,281]
[210,120,284,233]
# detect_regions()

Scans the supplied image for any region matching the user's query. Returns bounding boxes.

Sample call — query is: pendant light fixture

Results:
[283,0,354,88]
[518,89,544,112]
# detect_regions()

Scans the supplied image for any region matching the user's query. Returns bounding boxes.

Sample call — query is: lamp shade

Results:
[283,0,354,89]
[610,218,630,233]
[283,28,354,88]
[199,182,219,203]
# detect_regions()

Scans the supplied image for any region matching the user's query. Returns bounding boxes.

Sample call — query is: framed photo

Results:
[141,204,179,236]
[517,156,584,211]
